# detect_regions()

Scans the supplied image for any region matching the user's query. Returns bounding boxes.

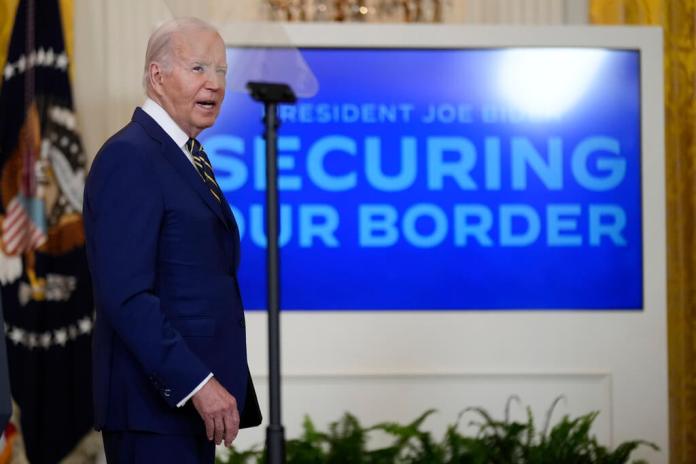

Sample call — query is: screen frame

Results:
[216,23,664,313]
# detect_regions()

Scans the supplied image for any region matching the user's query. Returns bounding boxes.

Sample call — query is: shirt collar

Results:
[142,98,189,149]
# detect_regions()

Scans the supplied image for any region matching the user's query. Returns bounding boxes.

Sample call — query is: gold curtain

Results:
[0,0,74,81]
[0,0,20,75]
[59,0,74,80]
[591,1,696,463]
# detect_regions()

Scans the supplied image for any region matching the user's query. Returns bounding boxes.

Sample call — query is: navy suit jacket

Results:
[84,108,260,434]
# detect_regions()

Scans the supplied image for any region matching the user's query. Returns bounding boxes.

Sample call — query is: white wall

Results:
[72,4,667,462]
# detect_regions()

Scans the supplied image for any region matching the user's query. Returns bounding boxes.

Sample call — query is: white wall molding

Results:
[235,369,614,451]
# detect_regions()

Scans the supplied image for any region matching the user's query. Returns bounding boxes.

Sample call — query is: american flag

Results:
[0,1,94,462]
[2,196,47,256]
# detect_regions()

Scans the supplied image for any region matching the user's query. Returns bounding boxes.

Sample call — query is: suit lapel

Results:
[132,108,231,231]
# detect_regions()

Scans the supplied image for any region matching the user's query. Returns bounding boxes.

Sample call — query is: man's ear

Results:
[149,62,164,93]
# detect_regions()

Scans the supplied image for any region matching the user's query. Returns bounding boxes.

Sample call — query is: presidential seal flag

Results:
[0,0,93,462]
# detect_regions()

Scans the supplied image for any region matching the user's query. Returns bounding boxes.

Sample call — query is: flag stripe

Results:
[4,215,30,247]
[3,201,46,254]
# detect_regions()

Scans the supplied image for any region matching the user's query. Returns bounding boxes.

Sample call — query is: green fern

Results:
[218,397,658,464]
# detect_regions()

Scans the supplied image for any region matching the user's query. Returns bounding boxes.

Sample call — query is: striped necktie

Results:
[186,138,223,203]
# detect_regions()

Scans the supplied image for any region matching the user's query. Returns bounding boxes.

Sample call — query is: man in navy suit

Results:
[83,17,260,463]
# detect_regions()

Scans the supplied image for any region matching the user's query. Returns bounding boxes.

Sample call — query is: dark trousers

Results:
[102,430,215,464]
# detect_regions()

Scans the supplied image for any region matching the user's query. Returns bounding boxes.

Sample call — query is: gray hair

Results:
[142,17,219,92]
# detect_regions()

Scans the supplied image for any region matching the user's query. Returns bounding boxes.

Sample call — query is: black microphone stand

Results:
[247,82,297,464]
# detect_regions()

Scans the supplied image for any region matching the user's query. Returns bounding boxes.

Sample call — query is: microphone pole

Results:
[247,82,297,464]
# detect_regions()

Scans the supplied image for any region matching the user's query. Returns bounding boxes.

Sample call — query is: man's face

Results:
[157,28,227,137]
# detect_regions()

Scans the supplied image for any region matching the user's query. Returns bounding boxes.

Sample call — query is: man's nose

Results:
[205,75,219,90]
[204,70,224,91]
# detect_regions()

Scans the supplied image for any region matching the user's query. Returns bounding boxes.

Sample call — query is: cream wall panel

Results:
[446,0,584,24]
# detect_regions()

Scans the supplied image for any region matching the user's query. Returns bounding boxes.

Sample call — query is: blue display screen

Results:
[201,47,642,310]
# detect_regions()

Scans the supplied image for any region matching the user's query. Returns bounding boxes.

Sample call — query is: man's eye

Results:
[192,66,204,72]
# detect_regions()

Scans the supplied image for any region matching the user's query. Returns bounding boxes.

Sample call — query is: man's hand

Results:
[191,377,240,446]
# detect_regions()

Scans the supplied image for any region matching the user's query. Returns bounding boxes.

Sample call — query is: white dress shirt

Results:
[142,98,196,165]
[141,98,213,407]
